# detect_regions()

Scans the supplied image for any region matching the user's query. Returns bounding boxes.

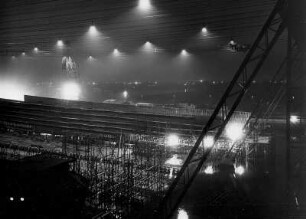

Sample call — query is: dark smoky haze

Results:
[0,0,306,219]
[0,0,284,96]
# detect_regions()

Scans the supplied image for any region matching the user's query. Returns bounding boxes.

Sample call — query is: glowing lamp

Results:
[290,115,299,124]
[229,39,236,46]
[20,197,25,202]
[138,0,151,11]
[225,122,244,141]
[57,40,64,47]
[177,208,189,219]
[203,135,214,148]
[202,27,208,34]
[180,49,189,56]
[89,25,98,36]
[123,90,128,98]
[61,82,81,100]
[204,165,214,174]
[34,47,39,52]
[143,41,154,51]
[166,134,180,147]
[235,165,245,175]
[9,197,14,201]
[113,48,119,56]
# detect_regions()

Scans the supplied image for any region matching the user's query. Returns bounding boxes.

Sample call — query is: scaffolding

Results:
[0,129,171,218]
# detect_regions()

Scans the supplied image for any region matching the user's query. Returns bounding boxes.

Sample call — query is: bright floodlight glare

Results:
[165,154,182,166]
[235,165,245,175]
[20,197,25,202]
[113,48,120,56]
[123,90,128,98]
[57,40,64,47]
[202,27,208,33]
[203,135,214,148]
[225,122,244,141]
[143,41,153,51]
[204,165,214,174]
[61,82,81,100]
[0,82,26,101]
[166,134,180,147]
[89,25,98,36]
[229,39,236,45]
[10,197,14,201]
[88,55,94,61]
[290,115,299,124]
[181,49,188,56]
[138,0,151,11]
[34,47,38,52]
[177,208,189,219]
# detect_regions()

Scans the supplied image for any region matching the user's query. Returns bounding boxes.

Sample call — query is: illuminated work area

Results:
[0,0,305,218]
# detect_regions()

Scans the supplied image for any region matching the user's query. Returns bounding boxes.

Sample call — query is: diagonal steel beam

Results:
[156,0,287,218]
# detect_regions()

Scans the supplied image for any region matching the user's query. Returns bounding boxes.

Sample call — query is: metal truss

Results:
[157,0,287,218]
[0,131,169,219]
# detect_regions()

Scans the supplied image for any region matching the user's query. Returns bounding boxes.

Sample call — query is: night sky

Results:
[0,0,286,83]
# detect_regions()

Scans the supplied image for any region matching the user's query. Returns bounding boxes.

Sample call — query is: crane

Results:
[156,0,289,218]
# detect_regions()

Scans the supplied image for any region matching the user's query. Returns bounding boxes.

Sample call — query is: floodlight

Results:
[113,48,119,56]
[61,82,81,100]
[225,122,244,141]
[123,90,128,98]
[0,82,26,101]
[204,165,214,174]
[89,25,98,36]
[177,208,189,219]
[235,165,245,175]
[203,135,214,148]
[181,49,187,56]
[202,27,208,33]
[166,134,180,147]
[290,115,299,124]
[138,0,151,11]
[57,40,64,47]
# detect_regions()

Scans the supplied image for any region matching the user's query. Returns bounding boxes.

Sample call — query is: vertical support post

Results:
[62,134,67,154]
[245,143,249,171]
[286,29,292,187]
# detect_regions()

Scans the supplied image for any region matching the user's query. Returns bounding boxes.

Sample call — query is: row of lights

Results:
[14,39,194,59]
[165,122,246,176]
[13,0,211,58]
[14,6,210,58]
[204,165,245,175]
[9,197,25,202]
[165,122,245,148]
